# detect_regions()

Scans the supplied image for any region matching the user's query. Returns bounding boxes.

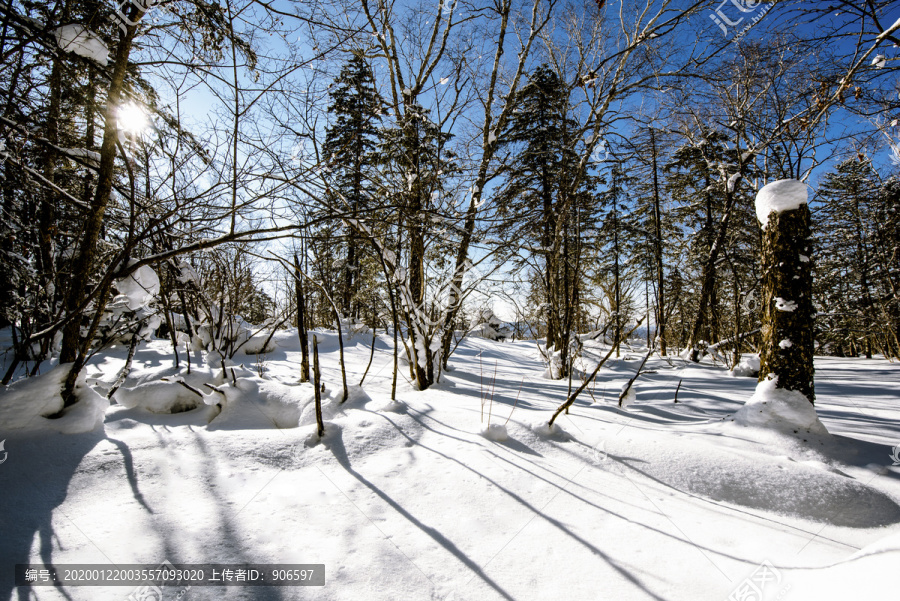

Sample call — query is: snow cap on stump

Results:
[755,179,809,229]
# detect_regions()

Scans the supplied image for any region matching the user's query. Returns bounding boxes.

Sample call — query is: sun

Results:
[118,102,149,134]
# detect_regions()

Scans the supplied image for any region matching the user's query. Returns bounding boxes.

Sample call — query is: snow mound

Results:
[301,420,342,448]
[531,420,567,439]
[755,179,809,229]
[481,423,508,441]
[730,354,760,377]
[208,378,315,430]
[53,24,108,66]
[628,437,900,528]
[114,380,208,414]
[728,377,828,436]
[241,330,277,355]
[372,399,406,413]
[619,385,637,408]
[298,385,370,427]
[0,364,106,433]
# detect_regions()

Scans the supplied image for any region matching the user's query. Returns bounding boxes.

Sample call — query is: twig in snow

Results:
[548,316,645,428]
[174,379,204,398]
[618,343,654,407]
[504,378,524,426]
[202,382,227,398]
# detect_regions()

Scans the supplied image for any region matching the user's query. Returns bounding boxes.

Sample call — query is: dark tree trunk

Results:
[612,203,621,358]
[312,335,324,437]
[407,197,431,389]
[295,253,310,382]
[688,195,735,362]
[651,129,666,356]
[60,16,141,404]
[758,204,816,402]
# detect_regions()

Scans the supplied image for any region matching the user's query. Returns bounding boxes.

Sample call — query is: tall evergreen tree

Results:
[620,129,681,356]
[874,176,900,357]
[815,157,882,357]
[495,64,597,376]
[665,128,757,360]
[595,161,637,357]
[323,52,383,320]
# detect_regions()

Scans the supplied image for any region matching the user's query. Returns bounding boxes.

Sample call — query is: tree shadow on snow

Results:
[321,423,521,601]
[0,430,104,601]
[325,414,669,601]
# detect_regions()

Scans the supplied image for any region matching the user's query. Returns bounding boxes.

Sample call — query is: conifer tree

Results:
[874,177,900,357]
[815,157,882,357]
[323,52,383,320]
[665,128,757,361]
[495,64,596,376]
[596,161,636,357]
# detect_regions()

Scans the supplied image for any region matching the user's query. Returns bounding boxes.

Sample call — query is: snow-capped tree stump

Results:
[756,180,816,402]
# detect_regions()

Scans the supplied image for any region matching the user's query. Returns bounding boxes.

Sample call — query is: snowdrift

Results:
[0,364,105,434]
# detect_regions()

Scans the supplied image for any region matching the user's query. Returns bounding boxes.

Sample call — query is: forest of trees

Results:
[2,0,899,398]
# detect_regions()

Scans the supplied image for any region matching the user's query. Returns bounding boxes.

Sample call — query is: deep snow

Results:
[1,329,899,600]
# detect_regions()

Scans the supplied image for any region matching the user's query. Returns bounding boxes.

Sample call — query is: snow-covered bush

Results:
[96,262,163,346]
[470,307,510,341]
[194,307,253,354]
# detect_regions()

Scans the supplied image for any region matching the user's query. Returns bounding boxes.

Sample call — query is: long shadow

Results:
[493,436,542,457]
[480,447,780,569]
[497,430,862,555]
[442,370,550,409]
[361,412,670,601]
[400,404,544,459]
[322,425,520,601]
[106,437,154,513]
[188,433,286,601]
[614,449,900,529]
[0,430,104,601]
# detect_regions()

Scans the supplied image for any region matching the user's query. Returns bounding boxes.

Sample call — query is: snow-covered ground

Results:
[1,330,899,600]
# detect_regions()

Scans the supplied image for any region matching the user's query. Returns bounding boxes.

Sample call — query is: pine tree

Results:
[495,64,597,376]
[620,128,681,356]
[874,177,900,357]
[323,52,383,320]
[815,157,882,357]
[596,161,637,357]
[665,128,757,361]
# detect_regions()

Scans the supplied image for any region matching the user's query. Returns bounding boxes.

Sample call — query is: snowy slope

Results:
[1,331,899,600]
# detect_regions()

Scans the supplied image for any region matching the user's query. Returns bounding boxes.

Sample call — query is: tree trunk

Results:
[312,335,324,437]
[651,128,666,356]
[295,253,310,382]
[60,15,141,404]
[612,203,621,358]
[758,203,815,402]
[688,195,735,362]
[407,196,431,389]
